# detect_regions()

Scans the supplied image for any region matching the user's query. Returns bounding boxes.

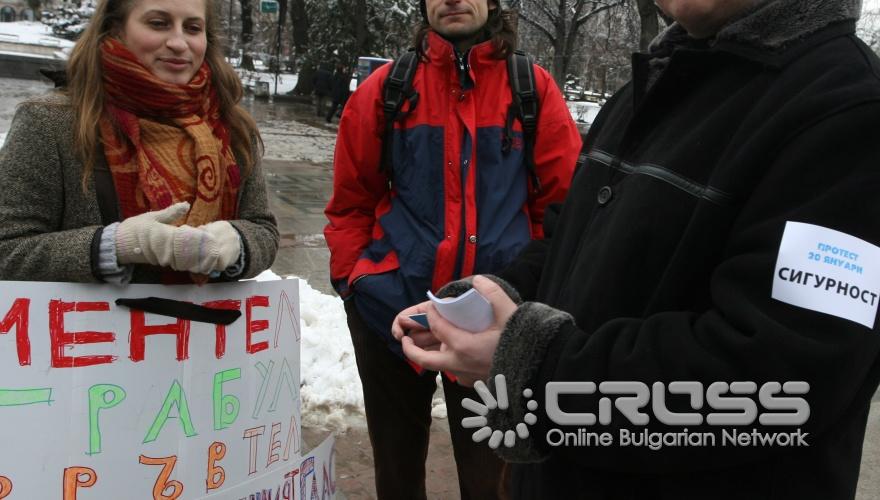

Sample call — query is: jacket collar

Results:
[424,30,500,70]
[649,0,862,67]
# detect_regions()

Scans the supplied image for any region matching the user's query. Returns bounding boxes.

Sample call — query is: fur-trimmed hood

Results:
[652,0,862,53]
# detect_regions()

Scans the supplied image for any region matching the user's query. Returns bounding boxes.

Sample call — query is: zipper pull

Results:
[454,48,470,90]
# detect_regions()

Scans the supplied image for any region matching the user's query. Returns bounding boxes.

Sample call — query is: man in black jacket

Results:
[312,65,333,117]
[392,0,880,498]
[325,63,350,123]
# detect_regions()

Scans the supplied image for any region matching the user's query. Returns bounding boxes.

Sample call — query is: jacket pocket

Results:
[350,266,411,346]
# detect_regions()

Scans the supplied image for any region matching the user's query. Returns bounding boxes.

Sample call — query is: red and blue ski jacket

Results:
[325,31,581,351]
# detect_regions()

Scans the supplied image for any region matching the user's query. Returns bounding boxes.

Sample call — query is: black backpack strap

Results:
[506,50,541,194]
[380,50,420,181]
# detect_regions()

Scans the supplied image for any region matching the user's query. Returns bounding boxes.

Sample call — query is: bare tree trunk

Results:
[353,0,369,67]
[290,0,314,95]
[239,0,255,70]
[277,0,288,25]
[272,0,288,73]
[551,0,567,86]
[636,0,660,51]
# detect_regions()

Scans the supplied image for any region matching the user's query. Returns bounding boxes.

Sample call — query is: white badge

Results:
[772,222,880,328]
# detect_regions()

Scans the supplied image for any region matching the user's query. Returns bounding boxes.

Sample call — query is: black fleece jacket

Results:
[490,1,880,498]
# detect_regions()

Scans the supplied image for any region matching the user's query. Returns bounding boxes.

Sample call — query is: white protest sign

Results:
[772,221,880,328]
[0,279,336,499]
[205,433,335,500]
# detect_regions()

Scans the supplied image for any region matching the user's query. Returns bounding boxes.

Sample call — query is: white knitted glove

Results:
[199,221,242,271]
[116,202,191,268]
[116,202,240,275]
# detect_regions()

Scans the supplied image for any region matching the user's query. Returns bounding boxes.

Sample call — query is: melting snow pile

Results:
[254,270,364,431]
[253,270,447,432]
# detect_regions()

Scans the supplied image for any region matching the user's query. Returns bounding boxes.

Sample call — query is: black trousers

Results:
[345,300,508,500]
[315,94,330,116]
[325,100,343,123]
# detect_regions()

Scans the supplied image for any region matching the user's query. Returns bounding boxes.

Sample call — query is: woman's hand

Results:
[393,275,519,386]
[116,202,241,274]
[199,221,242,271]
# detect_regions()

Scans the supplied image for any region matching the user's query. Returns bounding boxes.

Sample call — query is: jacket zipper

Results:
[452,48,473,279]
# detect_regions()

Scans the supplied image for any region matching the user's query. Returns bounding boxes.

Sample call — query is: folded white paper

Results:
[427,288,494,332]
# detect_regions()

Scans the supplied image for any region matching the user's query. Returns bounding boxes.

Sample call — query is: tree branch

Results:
[575,0,625,26]
[517,13,557,44]
[536,0,560,24]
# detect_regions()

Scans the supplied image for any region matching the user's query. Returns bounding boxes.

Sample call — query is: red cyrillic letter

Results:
[202,300,241,359]
[0,298,30,366]
[49,301,115,368]
[246,296,269,354]
[129,311,191,362]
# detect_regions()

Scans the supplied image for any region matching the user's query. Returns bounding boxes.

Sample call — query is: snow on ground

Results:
[0,21,74,50]
[237,69,300,96]
[232,70,339,163]
[256,116,338,164]
[253,270,448,432]
[254,270,364,431]
[297,278,366,431]
[567,100,602,125]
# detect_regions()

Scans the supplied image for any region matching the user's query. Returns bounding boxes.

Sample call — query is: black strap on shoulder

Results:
[378,50,541,193]
[505,50,541,194]
[380,50,420,181]
[93,158,121,225]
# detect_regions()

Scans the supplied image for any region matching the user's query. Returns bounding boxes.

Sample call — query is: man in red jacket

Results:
[324,0,580,497]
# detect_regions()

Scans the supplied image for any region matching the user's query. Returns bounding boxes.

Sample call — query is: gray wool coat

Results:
[0,92,279,283]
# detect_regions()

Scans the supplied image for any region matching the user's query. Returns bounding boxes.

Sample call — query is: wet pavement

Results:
[264,157,334,296]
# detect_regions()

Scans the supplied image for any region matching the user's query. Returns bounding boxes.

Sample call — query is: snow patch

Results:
[252,270,365,432]
[567,100,602,125]
[431,375,448,419]
[250,270,449,430]
[237,69,300,96]
[257,118,337,164]
[0,21,74,50]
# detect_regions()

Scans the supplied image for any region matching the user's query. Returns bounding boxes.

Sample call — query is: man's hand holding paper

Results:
[391,276,518,386]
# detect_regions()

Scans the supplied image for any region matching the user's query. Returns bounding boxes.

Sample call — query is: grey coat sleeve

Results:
[228,152,279,279]
[0,99,103,283]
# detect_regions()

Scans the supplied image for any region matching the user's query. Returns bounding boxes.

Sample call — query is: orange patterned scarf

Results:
[99,38,241,227]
